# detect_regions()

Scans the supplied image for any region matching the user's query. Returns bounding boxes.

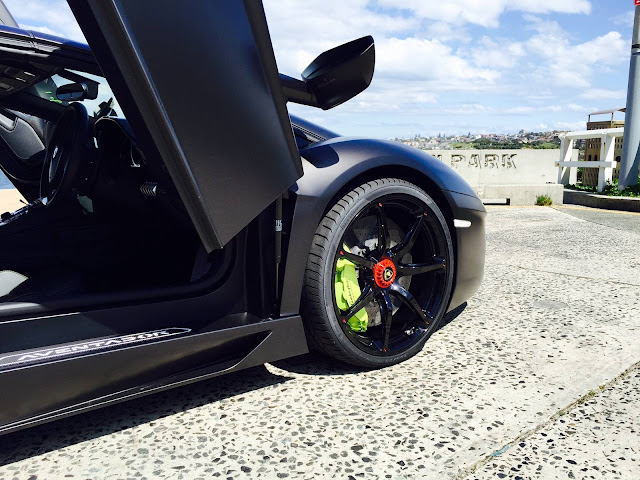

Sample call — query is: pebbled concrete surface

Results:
[553,204,640,236]
[1,205,639,479]
[472,366,640,480]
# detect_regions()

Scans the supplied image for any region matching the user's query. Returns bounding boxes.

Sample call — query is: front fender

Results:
[296,137,478,199]
[280,137,485,315]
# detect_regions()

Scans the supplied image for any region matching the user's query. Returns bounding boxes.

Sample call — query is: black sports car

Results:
[0,1,485,434]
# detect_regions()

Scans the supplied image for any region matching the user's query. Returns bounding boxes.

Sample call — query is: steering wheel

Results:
[40,102,91,206]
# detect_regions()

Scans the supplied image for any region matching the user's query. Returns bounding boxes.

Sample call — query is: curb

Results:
[563,189,640,213]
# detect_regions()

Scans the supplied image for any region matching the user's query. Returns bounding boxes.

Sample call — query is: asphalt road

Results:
[1,205,639,479]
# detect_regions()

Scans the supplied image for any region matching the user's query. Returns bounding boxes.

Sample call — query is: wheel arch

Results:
[280,137,478,315]
[321,164,456,232]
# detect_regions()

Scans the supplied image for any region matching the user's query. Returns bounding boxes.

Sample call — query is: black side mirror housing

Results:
[281,36,375,110]
[56,83,88,101]
[302,36,374,110]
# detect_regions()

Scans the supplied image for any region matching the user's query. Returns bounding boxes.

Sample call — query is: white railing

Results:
[556,127,624,192]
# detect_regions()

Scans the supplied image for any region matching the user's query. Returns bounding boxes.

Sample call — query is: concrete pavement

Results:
[1,205,639,479]
[553,204,640,235]
[471,364,640,479]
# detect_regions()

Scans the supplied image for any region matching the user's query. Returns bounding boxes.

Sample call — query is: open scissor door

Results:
[68,0,302,251]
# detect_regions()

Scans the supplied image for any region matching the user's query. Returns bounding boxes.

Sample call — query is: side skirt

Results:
[0,314,307,435]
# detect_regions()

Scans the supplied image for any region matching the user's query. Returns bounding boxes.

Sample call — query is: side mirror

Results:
[302,36,375,110]
[56,83,88,101]
[281,36,375,110]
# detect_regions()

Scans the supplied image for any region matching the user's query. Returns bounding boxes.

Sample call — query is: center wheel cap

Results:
[373,257,396,288]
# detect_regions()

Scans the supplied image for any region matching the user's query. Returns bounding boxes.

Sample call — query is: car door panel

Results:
[67,0,303,251]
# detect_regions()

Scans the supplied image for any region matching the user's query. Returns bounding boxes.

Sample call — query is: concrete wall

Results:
[473,184,564,206]
[423,149,578,205]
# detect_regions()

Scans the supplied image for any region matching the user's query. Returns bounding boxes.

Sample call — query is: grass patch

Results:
[567,178,640,197]
[576,385,606,405]
[536,194,553,206]
[450,142,474,149]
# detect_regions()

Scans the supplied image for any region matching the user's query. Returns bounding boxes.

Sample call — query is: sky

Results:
[3,0,637,138]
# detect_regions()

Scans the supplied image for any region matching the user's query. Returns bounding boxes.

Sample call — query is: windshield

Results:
[28,73,124,118]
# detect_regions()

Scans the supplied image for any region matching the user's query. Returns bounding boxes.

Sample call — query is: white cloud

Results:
[525,16,627,88]
[438,104,567,116]
[376,37,499,86]
[19,24,64,38]
[572,32,627,65]
[506,105,562,115]
[377,0,591,28]
[579,88,627,100]
[347,84,439,113]
[4,0,84,41]
[505,106,535,114]
[471,37,526,69]
[263,0,417,74]
[556,121,587,131]
[424,22,471,43]
[508,0,591,15]
[611,12,635,28]
[568,103,592,112]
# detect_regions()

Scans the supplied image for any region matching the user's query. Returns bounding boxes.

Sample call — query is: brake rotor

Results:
[344,215,412,327]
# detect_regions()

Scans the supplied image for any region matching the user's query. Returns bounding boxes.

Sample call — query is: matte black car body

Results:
[281,133,485,316]
[0,1,485,434]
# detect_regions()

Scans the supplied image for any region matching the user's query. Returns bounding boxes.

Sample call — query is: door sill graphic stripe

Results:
[0,328,191,369]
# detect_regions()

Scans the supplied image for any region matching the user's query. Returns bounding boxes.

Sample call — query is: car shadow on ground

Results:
[271,302,468,376]
[0,364,291,466]
[0,303,467,465]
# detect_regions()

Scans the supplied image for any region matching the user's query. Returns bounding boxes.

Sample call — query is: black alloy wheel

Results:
[302,178,454,367]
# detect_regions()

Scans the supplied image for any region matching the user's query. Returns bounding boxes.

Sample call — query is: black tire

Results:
[301,178,454,368]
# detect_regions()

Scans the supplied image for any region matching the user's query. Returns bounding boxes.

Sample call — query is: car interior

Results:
[0,76,211,308]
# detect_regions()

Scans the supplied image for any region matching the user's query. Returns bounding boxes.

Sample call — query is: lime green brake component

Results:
[335,245,368,332]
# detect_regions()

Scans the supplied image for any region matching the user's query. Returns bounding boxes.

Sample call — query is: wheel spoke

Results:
[341,285,375,322]
[397,256,446,277]
[374,203,391,253]
[339,250,375,270]
[391,215,424,259]
[377,291,394,352]
[388,282,431,327]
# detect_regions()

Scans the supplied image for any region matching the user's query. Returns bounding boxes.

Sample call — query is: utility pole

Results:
[619,3,640,190]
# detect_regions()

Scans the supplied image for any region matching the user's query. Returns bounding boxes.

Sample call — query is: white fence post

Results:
[556,127,624,193]
[602,134,616,191]
[558,137,573,185]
